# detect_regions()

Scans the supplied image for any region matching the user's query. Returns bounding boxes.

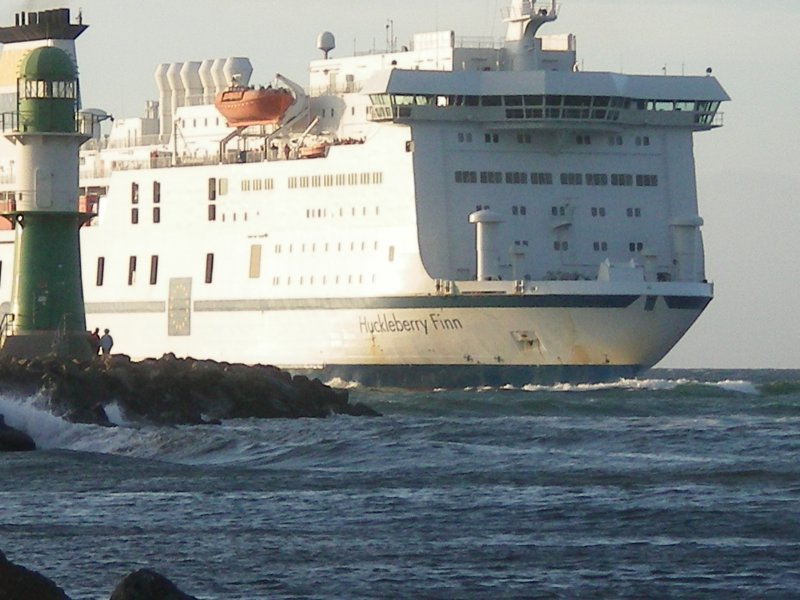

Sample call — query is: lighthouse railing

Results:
[0,313,15,348]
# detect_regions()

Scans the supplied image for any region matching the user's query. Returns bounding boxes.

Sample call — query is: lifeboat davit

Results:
[214,85,294,126]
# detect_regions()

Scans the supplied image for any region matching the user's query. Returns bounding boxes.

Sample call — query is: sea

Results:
[1,368,799,600]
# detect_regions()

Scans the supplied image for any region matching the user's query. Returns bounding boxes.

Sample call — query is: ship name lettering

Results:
[429,312,463,331]
[358,312,464,336]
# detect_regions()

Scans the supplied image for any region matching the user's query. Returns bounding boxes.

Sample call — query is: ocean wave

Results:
[324,377,362,390]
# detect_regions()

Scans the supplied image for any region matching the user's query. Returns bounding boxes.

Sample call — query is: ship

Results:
[0,2,729,387]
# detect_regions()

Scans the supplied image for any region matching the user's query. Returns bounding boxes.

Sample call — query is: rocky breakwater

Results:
[0,353,378,430]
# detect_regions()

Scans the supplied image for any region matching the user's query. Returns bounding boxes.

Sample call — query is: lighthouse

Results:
[0,10,93,359]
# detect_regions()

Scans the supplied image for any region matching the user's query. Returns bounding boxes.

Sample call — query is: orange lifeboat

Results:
[214,85,294,126]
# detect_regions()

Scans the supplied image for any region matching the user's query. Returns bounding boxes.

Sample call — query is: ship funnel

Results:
[469,209,505,281]
[198,59,215,104]
[154,63,171,140]
[180,61,203,106]
[211,58,227,95]
[222,57,252,88]
[166,62,186,134]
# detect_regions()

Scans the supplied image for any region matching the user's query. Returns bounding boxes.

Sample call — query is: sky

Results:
[6,0,800,369]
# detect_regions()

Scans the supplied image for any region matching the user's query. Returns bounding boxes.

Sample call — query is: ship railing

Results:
[0,112,19,133]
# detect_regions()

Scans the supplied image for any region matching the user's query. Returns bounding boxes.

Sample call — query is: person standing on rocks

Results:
[99,328,114,357]
[88,328,101,356]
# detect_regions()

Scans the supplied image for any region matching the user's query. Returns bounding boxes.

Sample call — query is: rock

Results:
[0,549,71,599]
[0,355,380,426]
[109,569,198,600]
[0,414,36,451]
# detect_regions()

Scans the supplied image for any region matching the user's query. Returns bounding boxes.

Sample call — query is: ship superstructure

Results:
[0,2,729,385]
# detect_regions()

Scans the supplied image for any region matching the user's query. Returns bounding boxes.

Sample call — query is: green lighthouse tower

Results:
[0,38,92,358]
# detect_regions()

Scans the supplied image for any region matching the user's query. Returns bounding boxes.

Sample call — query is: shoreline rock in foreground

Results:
[110,568,199,600]
[0,414,36,451]
[0,353,378,428]
[0,549,71,600]
[0,550,199,600]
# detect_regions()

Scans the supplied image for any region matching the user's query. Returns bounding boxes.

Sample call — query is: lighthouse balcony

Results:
[0,111,103,136]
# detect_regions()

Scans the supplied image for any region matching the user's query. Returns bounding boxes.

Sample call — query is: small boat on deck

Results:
[214,85,294,126]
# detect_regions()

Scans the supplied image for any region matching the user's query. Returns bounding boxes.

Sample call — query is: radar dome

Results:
[317,31,335,59]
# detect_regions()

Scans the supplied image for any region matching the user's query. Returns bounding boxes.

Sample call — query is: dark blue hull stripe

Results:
[194,294,707,312]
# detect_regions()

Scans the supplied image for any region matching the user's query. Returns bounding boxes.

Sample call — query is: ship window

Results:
[153,206,161,223]
[149,255,158,285]
[205,253,214,283]
[560,173,583,185]
[208,204,216,221]
[586,173,608,186]
[128,256,137,286]
[96,257,105,286]
[153,181,161,203]
[611,173,634,186]
[131,208,139,224]
[531,172,553,185]
[208,178,217,201]
[593,241,608,251]
[629,242,644,252]
[554,241,568,251]
[131,182,139,204]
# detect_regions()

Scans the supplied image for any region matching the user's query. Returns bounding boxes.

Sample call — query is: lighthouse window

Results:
[205,253,214,284]
[208,204,216,221]
[128,256,137,286]
[131,182,139,203]
[149,256,159,285]
[131,208,139,224]
[208,178,217,201]
[153,181,161,203]
[96,257,105,287]
[153,206,161,223]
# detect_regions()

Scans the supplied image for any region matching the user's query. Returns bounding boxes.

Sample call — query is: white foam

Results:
[324,377,361,389]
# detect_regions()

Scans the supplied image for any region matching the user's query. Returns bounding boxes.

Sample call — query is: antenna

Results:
[385,19,395,52]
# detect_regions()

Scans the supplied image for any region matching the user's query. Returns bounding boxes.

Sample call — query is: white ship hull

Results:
[0,2,728,386]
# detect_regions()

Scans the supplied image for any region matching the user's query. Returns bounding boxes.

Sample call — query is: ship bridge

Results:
[363,68,729,131]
